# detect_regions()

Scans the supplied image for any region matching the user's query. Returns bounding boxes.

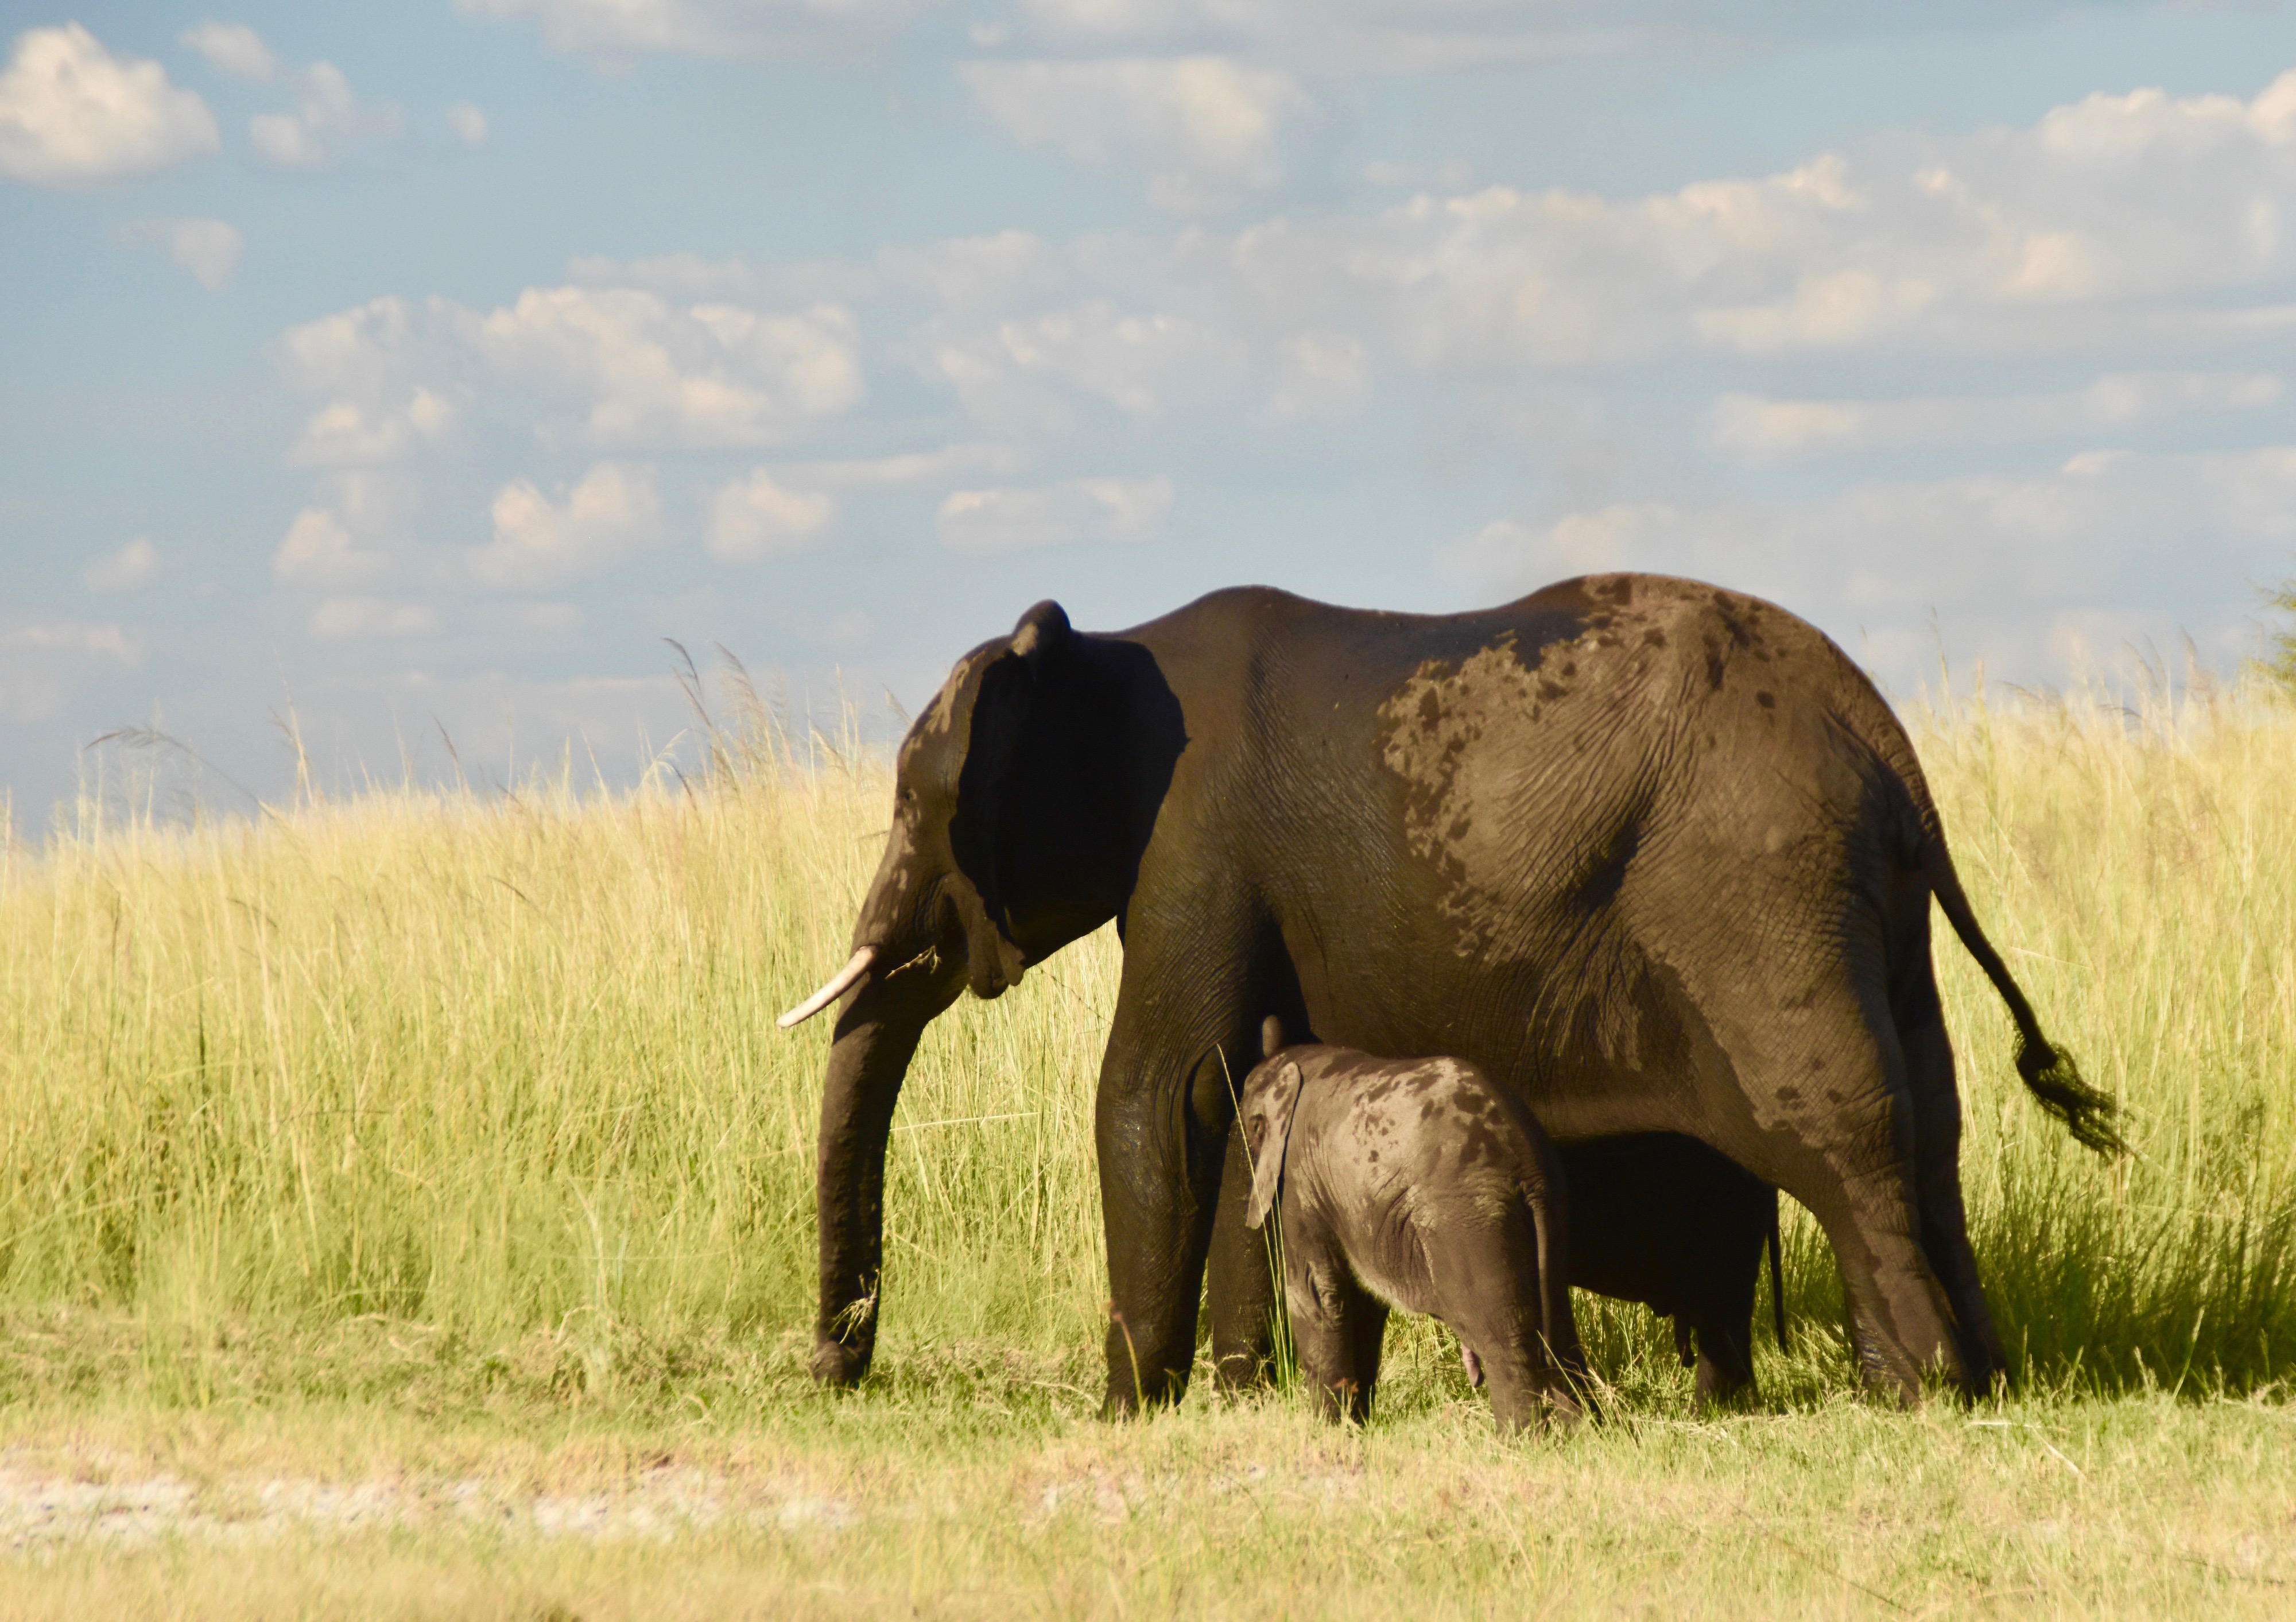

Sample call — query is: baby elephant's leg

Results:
[1429,1218,1570,1433]
[1287,1240,1382,1423]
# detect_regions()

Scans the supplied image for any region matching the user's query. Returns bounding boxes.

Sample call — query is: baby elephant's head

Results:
[1238,1051,1306,1231]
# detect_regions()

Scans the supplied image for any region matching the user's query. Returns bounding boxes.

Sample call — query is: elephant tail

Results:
[1525,1174,1592,1417]
[1766,1202,1788,1352]
[1923,837,2126,1157]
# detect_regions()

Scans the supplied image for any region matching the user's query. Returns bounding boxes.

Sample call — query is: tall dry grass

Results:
[0,671,2290,1401]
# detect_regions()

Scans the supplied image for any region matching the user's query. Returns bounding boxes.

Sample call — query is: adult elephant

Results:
[779,574,2119,1412]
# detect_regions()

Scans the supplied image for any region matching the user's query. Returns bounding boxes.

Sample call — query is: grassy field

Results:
[1,672,2291,1616]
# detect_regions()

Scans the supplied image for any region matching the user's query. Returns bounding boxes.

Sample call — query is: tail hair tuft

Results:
[2015,1038,2126,1158]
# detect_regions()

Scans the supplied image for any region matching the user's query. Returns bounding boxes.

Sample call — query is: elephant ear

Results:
[947,601,1072,968]
[1244,1061,1305,1231]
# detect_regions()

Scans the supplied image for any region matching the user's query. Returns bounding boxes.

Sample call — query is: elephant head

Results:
[781,599,1070,1025]
[785,598,1182,1384]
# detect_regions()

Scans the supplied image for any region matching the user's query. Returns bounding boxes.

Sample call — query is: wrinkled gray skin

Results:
[1239,1020,1586,1431]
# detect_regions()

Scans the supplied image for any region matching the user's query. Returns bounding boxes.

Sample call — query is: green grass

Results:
[1,675,2292,1615]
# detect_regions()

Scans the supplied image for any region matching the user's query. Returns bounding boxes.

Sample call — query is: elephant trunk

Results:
[810,949,964,1387]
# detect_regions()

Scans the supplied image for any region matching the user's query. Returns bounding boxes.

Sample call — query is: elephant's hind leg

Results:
[1428,1220,1568,1432]
[1688,1177,1770,1407]
[1696,975,1967,1403]
[1899,996,2007,1392]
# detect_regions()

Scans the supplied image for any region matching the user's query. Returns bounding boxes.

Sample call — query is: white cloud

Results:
[471,287,864,446]
[794,442,1026,486]
[1270,331,1368,417]
[0,24,218,187]
[309,598,439,640]
[290,389,459,467]
[1363,157,1471,190]
[249,59,402,171]
[705,470,835,562]
[277,286,865,452]
[0,621,141,722]
[1178,71,2296,368]
[1003,0,1651,70]
[85,538,160,592]
[936,474,1173,550]
[179,21,278,82]
[924,300,1223,428]
[1437,445,2296,687]
[274,507,391,588]
[274,296,425,398]
[458,0,922,57]
[114,216,242,291]
[468,462,664,588]
[1709,373,2285,461]
[445,102,487,145]
[878,230,1056,311]
[0,622,139,660]
[962,56,1308,211]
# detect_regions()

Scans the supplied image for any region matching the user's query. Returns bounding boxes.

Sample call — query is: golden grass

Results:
[0,671,2290,1615]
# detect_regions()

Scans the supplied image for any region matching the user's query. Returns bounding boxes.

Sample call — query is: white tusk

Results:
[777,946,877,1029]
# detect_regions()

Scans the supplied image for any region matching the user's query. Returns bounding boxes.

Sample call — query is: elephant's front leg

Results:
[1205,1109,1280,1392]
[1287,1248,1382,1425]
[1095,1001,1254,1415]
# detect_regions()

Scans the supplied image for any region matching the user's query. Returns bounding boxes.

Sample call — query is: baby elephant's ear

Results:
[1244,1061,1305,1231]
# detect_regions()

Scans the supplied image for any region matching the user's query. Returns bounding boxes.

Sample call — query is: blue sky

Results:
[7,2,2296,826]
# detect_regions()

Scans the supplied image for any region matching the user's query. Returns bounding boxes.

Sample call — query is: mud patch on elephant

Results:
[1378,641,1543,957]
[1378,636,1647,960]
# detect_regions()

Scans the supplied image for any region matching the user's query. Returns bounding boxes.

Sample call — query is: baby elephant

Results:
[1239,1019,1586,1431]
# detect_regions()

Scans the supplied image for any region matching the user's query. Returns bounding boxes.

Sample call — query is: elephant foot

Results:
[1692,1353,1757,1410]
[809,1335,873,1388]
[1210,1345,1274,1396]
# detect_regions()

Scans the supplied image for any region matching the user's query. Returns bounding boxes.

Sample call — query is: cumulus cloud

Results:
[1438,444,2296,684]
[0,621,142,722]
[114,216,242,291]
[793,442,1027,486]
[85,538,160,592]
[274,295,427,398]
[274,507,391,588]
[936,474,1173,550]
[179,21,278,82]
[248,56,402,171]
[470,287,864,446]
[924,299,1226,428]
[1270,331,1369,417]
[1179,72,2296,368]
[274,286,864,451]
[961,56,1308,211]
[309,597,439,640]
[290,389,459,467]
[1708,373,2285,461]
[468,462,664,588]
[458,0,922,58]
[705,470,835,562]
[0,24,218,187]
